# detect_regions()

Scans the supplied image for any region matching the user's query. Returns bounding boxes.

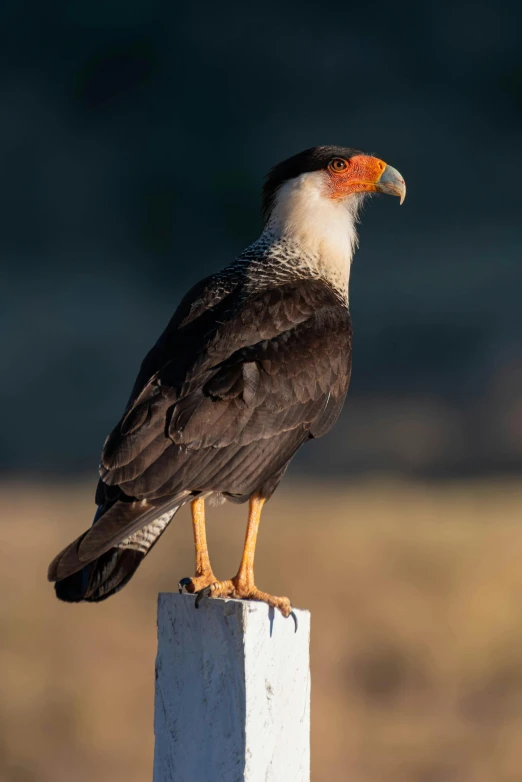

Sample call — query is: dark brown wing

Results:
[51,277,352,577]
[99,278,352,505]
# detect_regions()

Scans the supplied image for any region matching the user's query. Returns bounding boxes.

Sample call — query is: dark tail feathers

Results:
[54,547,145,602]
[49,501,183,602]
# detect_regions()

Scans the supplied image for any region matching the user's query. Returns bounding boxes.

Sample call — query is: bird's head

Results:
[262,146,406,223]
[259,146,406,293]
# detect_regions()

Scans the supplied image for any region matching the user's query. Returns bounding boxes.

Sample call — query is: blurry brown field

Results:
[2,477,522,782]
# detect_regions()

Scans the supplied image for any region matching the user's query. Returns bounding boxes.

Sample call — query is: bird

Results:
[48,145,405,618]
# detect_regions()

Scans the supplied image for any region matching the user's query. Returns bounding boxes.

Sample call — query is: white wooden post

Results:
[153,593,310,782]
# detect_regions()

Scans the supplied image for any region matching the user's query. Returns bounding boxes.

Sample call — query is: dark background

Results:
[3,0,522,479]
[3,5,522,782]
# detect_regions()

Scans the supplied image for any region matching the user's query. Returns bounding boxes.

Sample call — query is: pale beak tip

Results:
[376,163,406,205]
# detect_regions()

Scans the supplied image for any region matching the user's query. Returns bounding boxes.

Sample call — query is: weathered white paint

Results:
[153,593,310,782]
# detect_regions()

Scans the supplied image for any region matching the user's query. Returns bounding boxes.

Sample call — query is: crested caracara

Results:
[48,146,406,618]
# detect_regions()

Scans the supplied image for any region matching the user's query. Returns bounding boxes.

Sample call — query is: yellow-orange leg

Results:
[178,498,217,594]
[208,495,293,618]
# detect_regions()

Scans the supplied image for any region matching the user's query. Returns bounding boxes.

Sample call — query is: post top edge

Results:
[157,592,311,619]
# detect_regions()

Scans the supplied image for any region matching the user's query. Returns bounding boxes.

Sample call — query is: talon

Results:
[290,610,298,633]
[178,577,192,594]
[195,585,212,608]
[273,596,293,619]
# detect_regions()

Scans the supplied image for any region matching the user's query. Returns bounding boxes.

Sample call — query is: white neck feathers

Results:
[262,170,361,296]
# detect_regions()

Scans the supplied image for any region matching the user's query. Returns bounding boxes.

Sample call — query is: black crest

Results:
[261,145,365,220]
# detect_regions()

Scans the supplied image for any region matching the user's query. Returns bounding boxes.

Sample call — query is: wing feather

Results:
[100,278,352,502]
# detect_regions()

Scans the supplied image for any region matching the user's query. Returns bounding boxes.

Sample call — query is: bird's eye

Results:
[329,158,348,172]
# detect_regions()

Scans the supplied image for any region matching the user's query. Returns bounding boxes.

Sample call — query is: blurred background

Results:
[1,1,522,780]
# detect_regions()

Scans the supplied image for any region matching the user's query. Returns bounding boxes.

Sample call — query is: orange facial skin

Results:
[327,154,388,198]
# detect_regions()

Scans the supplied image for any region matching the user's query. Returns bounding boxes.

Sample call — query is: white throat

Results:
[262,170,361,296]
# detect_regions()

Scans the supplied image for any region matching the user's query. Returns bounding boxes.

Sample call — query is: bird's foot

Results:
[195,576,294,621]
[178,570,218,595]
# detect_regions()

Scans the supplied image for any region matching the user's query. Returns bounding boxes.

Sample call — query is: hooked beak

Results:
[339,155,406,204]
[375,164,406,205]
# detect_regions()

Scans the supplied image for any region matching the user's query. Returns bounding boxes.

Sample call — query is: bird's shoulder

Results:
[133,270,349,397]
[100,272,352,489]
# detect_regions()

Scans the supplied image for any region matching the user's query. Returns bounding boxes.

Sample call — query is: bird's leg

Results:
[207,495,293,618]
[178,498,217,594]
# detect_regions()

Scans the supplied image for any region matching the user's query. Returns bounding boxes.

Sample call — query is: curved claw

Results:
[195,585,212,609]
[178,577,192,594]
[290,610,298,633]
